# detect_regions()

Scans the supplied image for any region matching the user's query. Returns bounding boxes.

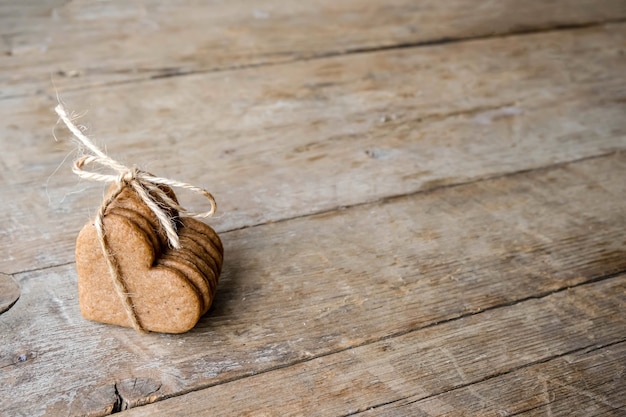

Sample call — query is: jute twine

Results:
[55,104,216,333]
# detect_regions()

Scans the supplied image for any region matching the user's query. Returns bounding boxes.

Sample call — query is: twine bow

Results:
[55,104,217,332]
[55,104,216,249]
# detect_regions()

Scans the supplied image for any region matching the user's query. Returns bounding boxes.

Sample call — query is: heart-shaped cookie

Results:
[76,184,223,333]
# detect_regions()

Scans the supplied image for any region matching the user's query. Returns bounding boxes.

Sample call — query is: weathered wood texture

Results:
[1,2,625,416]
[1,0,625,98]
[366,342,626,416]
[1,153,624,416]
[1,23,625,275]
[123,279,626,417]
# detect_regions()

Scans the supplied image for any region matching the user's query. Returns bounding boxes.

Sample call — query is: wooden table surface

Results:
[1,1,625,416]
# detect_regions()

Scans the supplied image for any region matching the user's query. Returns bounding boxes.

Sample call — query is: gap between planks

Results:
[345,338,626,417]
[3,17,626,101]
[0,0,626,100]
[353,338,626,416]
[116,270,626,415]
[64,19,626,89]
[6,149,620,278]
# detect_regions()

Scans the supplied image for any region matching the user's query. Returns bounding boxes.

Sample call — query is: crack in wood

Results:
[316,18,626,60]
[0,273,20,315]
[10,260,77,277]
[111,383,122,414]
[109,378,164,413]
[218,150,624,237]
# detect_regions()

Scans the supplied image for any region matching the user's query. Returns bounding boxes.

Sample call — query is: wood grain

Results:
[1,153,624,416]
[120,277,626,417]
[361,342,626,416]
[2,3,625,415]
[1,0,625,98]
[1,24,625,274]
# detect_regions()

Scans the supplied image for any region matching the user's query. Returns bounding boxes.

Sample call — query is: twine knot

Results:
[120,168,139,183]
[55,104,217,332]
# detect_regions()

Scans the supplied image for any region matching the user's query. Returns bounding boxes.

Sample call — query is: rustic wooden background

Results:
[1,1,625,416]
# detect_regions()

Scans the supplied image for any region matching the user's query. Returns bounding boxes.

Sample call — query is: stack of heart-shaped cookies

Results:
[76,184,223,333]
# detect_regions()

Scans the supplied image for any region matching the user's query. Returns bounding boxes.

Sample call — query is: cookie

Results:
[160,235,215,308]
[178,227,220,278]
[55,104,223,333]
[106,207,212,313]
[159,253,212,313]
[108,188,219,310]
[180,217,224,273]
[175,225,220,298]
[76,211,203,333]
[75,183,223,333]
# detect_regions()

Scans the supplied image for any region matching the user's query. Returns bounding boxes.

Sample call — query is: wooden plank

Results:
[1,0,625,98]
[354,342,626,416]
[1,153,624,416]
[115,278,626,417]
[1,24,626,274]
